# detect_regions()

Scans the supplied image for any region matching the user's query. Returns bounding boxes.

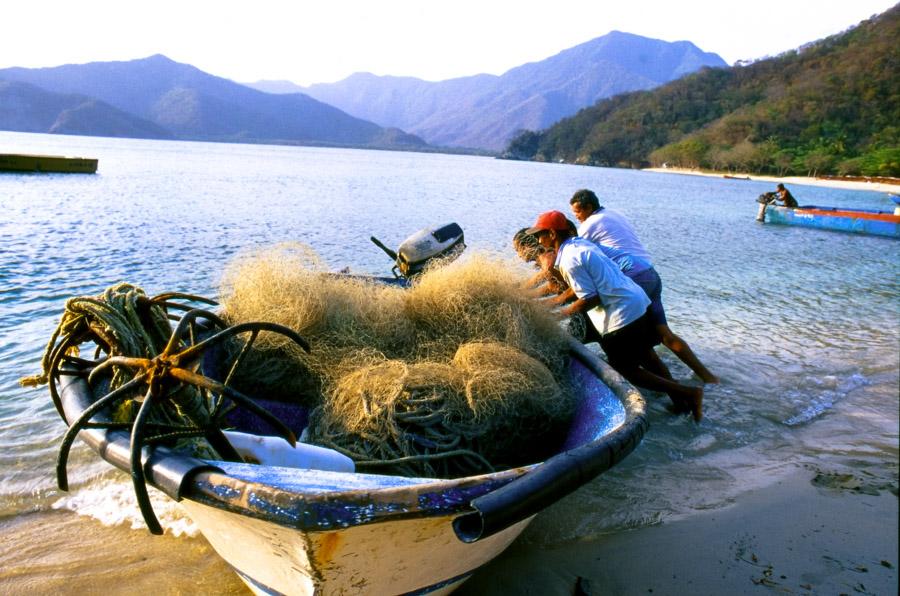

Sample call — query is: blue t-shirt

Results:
[554,237,650,335]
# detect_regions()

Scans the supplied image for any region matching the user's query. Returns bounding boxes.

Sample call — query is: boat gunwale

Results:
[791,206,900,222]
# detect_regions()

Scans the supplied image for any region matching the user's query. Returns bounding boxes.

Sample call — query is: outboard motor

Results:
[755,192,777,222]
[371,223,466,279]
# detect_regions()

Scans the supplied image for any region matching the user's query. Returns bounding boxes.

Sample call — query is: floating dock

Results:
[0,153,98,174]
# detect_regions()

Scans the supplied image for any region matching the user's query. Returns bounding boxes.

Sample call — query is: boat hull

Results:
[56,338,646,595]
[0,153,98,173]
[181,499,530,595]
[762,205,900,238]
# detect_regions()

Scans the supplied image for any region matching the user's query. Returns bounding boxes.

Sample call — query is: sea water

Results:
[1,131,897,593]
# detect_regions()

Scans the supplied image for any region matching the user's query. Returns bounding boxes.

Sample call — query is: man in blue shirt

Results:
[526,210,703,421]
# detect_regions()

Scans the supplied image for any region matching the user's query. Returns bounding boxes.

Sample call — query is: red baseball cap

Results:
[525,210,570,235]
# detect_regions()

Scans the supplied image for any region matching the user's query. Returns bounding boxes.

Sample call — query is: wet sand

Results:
[459,468,898,595]
[0,510,247,595]
[642,167,900,195]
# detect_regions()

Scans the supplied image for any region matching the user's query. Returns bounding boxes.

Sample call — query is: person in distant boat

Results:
[774,183,798,208]
[568,189,720,384]
[526,209,703,420]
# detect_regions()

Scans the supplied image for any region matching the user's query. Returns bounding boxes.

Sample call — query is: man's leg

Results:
[614,357,703,422]
[642,346,673,380]
[601,316,703,421]
[658,325,720,384]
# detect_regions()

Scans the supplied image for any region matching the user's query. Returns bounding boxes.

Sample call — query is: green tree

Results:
[508,5,900,178]
[803,149,838,177]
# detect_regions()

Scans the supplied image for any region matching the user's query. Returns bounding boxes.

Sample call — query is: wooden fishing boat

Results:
[0,153,98,173]
[54,328,646,595]
[756,203,900,238]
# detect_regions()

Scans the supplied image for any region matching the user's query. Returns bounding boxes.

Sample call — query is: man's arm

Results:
[561,293,601,316]
[524,276,561,298]
[546,286,576,306]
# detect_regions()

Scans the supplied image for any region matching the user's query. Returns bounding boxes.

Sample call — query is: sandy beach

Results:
[3,466,892,596]
[642,167,900,195]
[459,467,898,595]
[2,464,894,596]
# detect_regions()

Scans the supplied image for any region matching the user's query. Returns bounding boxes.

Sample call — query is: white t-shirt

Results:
[554,237,650,335]
[577,208,653,272]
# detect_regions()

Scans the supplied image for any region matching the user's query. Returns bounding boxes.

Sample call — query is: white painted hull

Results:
[181,499,532,595]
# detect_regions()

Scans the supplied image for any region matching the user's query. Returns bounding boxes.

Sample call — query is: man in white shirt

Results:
[570,189,719,384]
[526,210,703,420]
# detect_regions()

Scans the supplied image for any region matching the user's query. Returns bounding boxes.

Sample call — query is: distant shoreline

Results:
[642,166,900,194]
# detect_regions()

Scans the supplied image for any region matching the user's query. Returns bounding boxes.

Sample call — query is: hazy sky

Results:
[2,1,895,85]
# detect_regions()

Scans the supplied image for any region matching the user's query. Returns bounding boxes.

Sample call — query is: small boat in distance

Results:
[0,153,98,173]
[756,194,900,239]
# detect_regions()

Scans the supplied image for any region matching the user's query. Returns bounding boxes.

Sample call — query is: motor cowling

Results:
[756,192,777,222]
[371,223,466,279]
[395,223,465,277]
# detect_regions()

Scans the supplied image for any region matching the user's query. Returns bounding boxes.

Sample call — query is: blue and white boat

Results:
[756,194,900,238]
[51,294,646,595]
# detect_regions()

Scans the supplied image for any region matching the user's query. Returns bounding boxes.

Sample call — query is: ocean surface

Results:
[1,131,897,594]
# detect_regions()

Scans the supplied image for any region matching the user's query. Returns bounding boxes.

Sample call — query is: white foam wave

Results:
[783,373,869,426]
[51,478,200,537]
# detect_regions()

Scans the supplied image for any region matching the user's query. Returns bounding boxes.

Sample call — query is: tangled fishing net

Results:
[20,283,226,458]
[20,282,307,534]
[219,243,576,477]
[307,342,571,477]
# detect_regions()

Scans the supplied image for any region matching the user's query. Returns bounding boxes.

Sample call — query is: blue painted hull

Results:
[762,205,900,238]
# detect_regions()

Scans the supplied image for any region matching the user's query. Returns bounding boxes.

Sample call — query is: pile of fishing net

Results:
[219,243,575,478]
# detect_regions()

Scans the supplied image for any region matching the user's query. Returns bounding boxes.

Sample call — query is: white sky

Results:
[1,1,896,85]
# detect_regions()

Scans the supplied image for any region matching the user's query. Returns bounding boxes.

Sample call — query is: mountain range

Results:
[0,79,173,139]
[250,31,727,151]
[0,55,426,149]
[1,32,726,152]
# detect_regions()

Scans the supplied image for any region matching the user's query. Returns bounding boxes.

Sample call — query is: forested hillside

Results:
[506,5,900,177]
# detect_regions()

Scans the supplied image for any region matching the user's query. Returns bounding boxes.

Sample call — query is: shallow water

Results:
[1,131,897,592]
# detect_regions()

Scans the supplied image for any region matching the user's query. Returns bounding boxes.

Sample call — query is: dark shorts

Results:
[569,311,603,344]
[629,267,667,326]
[599,311,659,369]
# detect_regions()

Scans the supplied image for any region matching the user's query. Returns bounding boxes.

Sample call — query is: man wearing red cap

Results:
[526,210,703,420]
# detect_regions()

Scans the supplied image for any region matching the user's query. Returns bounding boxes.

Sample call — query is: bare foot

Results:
[688,386,704,422]
[670,386,703,421]
[700,372,720,384]
[668,396,692,414]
